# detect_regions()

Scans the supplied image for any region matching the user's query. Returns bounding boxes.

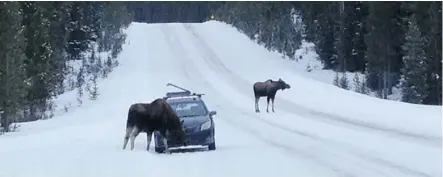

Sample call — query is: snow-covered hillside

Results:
[0,21,441,177]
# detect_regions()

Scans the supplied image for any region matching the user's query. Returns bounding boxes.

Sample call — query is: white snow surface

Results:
[0,21,441,177]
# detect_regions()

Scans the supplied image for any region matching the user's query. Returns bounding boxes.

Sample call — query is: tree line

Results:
[127,1,224,23]
[0,1,132,133]
[213,2,303,60]
[213,1,442,105]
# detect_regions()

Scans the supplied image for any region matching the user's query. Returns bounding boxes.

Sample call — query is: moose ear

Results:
[180,119,184,125]
[279,78,282,81]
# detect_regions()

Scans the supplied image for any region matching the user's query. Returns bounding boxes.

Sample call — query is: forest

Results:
[212,1,442,105]
[0,1,132,132]
[0,1,441,133]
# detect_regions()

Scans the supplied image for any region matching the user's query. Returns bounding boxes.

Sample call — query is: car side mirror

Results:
[209,111,217,116]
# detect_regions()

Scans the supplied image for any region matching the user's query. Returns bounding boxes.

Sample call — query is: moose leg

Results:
[122,126,134,150]
[162,136,170,154]
[266,97,270,113]
[159,130,171,154]
[271,98,275,113]
[129,127,141,150]
[146,131,153,151]
[255,97,260,113]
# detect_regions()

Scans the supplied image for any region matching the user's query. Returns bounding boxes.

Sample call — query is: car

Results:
[153,83,217,153]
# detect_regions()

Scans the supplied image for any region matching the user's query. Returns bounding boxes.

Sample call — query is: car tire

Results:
[208,142,216,151]
[155,147,165,153]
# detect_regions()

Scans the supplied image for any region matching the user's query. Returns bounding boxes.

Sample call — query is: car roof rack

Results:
[164,83,205,100]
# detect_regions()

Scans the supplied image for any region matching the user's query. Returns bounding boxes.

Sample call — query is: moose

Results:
[253,78,291,113]
[122,98,189,153]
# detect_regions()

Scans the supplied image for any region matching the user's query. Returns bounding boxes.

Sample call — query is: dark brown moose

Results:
[122,98,188,153]
[253,78,291,113]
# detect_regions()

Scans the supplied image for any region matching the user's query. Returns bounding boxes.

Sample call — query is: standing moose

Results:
[122,98,189,153]
[253,78,291,113]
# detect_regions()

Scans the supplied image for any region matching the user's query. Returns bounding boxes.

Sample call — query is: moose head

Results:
[170,120,189,146]
[277,78,291,90]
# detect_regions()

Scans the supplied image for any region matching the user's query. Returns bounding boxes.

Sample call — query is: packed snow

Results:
[0,21,441,177]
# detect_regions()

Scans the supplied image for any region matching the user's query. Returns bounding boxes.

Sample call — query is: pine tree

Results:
[333,71,340,86]
[364,2,404,99]
[21,2,57,121]
[413,1,442,105]
[350,2,368,72]
[400,15,429,104]
[76,66,85,105]
[87,50,100,100]
[301,2,340,70]
[353,73,361,92]
[359,78,369,95]
[339,73,350,90]
[0,1,27,132]
[89,77,99,100]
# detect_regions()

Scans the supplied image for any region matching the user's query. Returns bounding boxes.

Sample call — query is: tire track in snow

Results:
[180,23,436,177]
[229,109,434,177]
[160,24,364,177]
[181,23,441,147]
[159,25,193,81]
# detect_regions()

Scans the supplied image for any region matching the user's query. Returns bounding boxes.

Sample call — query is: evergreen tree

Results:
[339,73,350,90]
[349,2,368,72]
[301,2,340,70]
[333,71,340,87]
[76,66,85,105]
[87,49,100,100]
[353,73,361,92]
[400,15,429,104]
[364,2,404,99]
[21,1,56,121]
[414,2,442,105]
[359,78,369,95]
[0,1,27,132]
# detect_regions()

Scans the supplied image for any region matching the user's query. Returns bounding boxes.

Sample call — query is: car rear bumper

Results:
[155,128,214,148]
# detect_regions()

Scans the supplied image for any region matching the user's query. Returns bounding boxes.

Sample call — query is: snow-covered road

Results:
[0,21,441,177]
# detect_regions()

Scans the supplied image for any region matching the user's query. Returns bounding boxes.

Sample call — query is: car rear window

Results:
[169,101,208,117]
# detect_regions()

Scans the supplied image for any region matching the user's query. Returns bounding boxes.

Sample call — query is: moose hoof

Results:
[255,110,260,113]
